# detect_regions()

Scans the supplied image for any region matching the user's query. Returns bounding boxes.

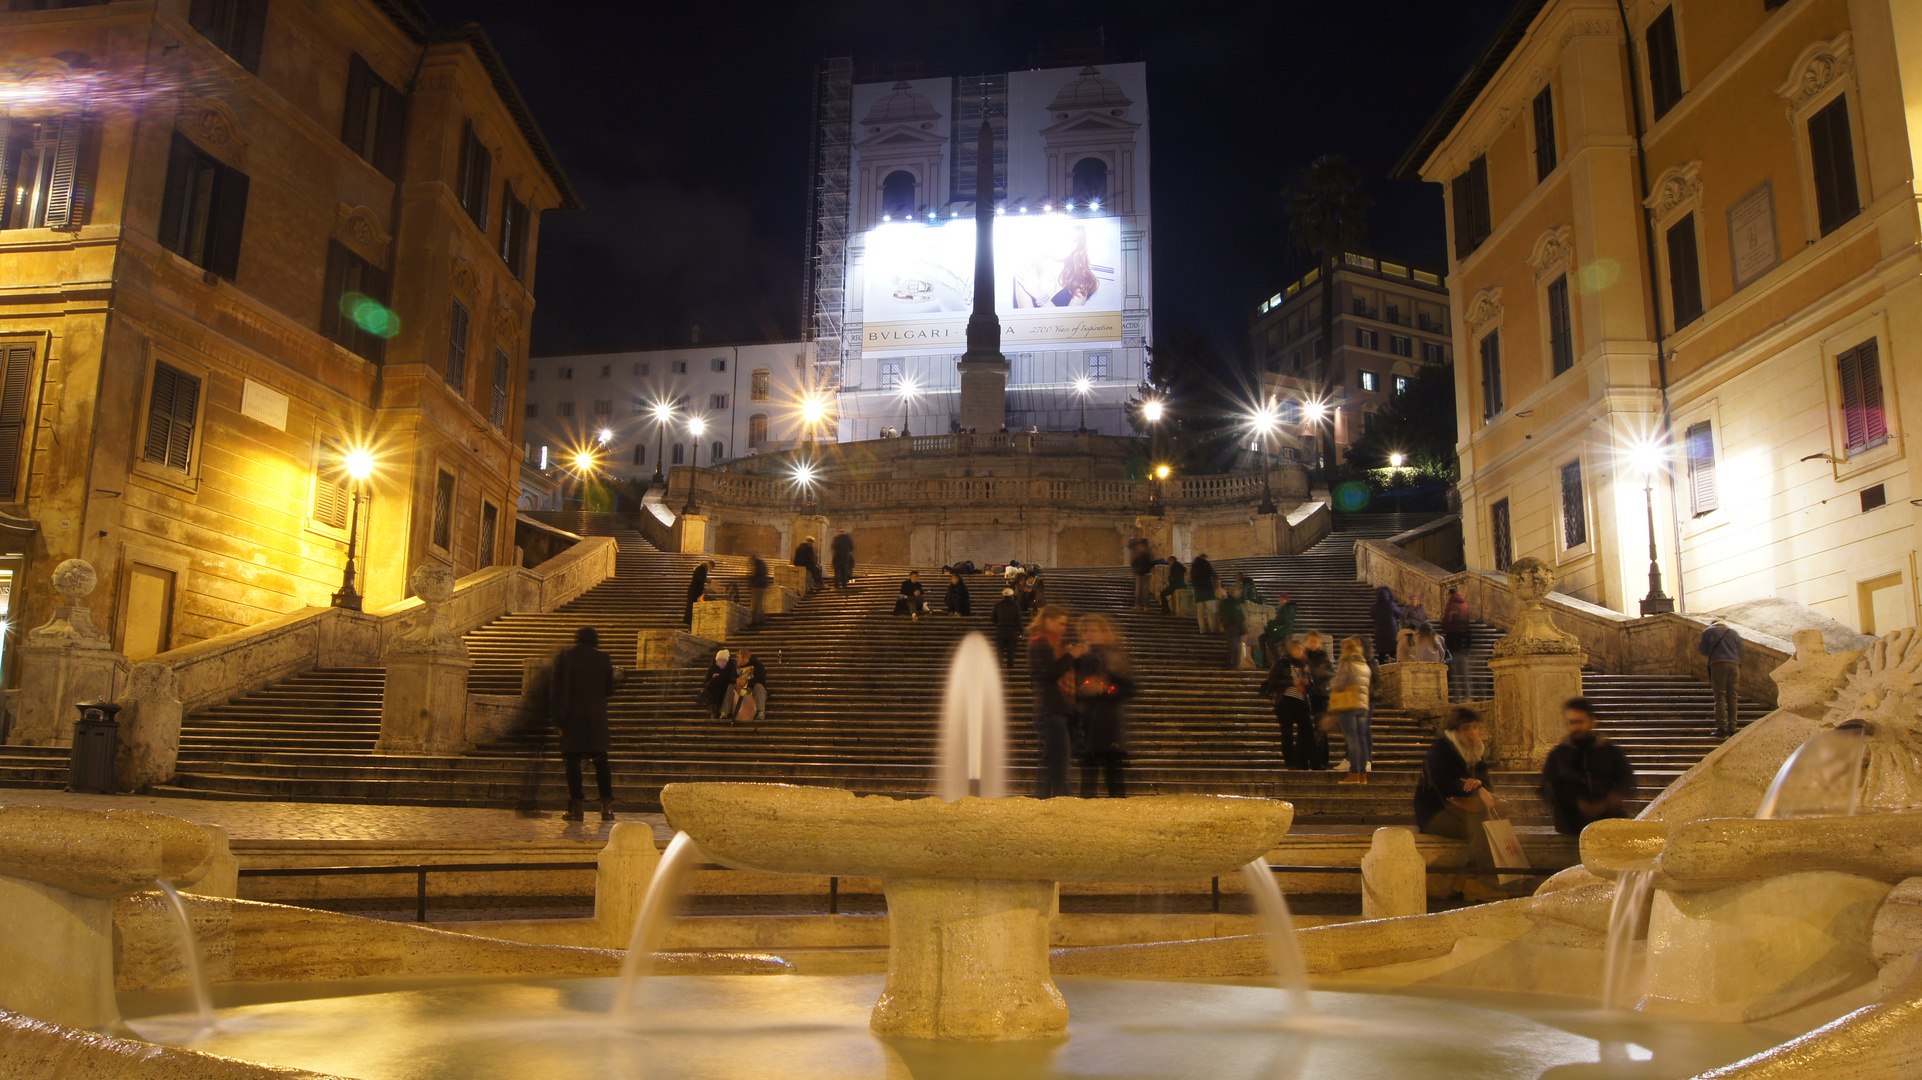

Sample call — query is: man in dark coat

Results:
[1128,537,1156,611]
[943,572,973,616]
[793,535,823,592]
[1159,557,1187,615]
[829,527,855,588]
[1190,554,1219,633]
[549,627,619,821]
[747,554,772,628]
[1539,697,1636,835]
[992,587,1023,668]
[684,560,713,625]
[894,570,926,617]
[1369,586,1402,664]
[699,648,736,719]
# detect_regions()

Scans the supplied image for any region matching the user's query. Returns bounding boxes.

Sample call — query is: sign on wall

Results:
[1726,182,1779,290]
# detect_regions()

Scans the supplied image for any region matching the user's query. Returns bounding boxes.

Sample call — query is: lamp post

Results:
[1302,399,1329,478]
[650,401,675,485]
[800,393,826,448]
[899,378,917,439]
[1634,441,1675,616]
[1151,463,1170,517]
[683,415,706,516]
[1073,376,1092,433]
[330,447,375,611]
[1251,398,1279,515]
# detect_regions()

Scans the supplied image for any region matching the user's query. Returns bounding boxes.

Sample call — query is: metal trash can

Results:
[67,701,122,794]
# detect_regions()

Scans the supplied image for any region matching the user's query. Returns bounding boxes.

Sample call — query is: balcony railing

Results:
[668,464,1310,515]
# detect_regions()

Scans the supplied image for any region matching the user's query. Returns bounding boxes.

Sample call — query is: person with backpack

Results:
[1698,619,1744,738]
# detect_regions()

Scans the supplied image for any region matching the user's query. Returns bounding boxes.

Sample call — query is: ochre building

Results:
[1399,0,1922,632]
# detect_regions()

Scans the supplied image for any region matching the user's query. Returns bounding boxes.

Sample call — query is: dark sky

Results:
[422,1,1514,360]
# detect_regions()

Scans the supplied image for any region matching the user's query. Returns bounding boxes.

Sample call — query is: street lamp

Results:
[792,459,819,515]
[650,401,675,484]
[1150,462,1170,517]
[1301,399,1329,475]
[898,377,918,439]
[799,393,828,447]
[683,415,707,516]
[1250,398,1280,515]
[330,447,376,611]
[1632,439,1675,615]
[1389,452,1405,468]
[1073,375,1093,433]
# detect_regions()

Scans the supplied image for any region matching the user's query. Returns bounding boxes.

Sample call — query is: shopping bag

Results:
[1482,816,1531,887]
[1328,686,1363,713]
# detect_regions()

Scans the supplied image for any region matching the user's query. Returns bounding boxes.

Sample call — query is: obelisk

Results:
[956,119,1009,433]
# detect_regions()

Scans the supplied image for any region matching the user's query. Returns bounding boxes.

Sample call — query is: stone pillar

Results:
[1253,512,1281,555]
[872,876,1067,1039]
[692,599,748,643]
[1377,661,1448,711]
[1361,827,1427,919]
[592,822,662,949]
[114,661,183,791]
[184,824,240,899]
[11,559,124,746]
[957,360,1010,434]
[1486,557,1585,769]
[637,629,720,669]
[674,512,709,554]
[376,564,474,755]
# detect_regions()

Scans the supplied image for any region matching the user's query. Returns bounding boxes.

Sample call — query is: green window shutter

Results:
[0,343,34,500]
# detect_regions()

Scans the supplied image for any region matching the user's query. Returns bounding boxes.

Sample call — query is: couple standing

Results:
[1261,631,1374,782]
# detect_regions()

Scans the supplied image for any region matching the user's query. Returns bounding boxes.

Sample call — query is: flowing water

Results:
[1756,724,1866,819]
[609,831,705,1021]
[1237,860,1313,1015]
[938,631,1007,800]
[155,880,214,1032]
[1600,867,1656,1012]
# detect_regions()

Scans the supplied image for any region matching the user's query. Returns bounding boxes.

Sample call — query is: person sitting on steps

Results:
[1416,707,1517,902]
[894,570,927,618]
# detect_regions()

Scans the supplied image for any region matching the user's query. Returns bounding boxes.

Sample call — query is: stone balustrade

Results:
[670,464,1309,515]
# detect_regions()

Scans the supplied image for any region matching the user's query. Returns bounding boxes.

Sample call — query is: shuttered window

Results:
[445,300,468,391]
[1560,461,1587,549]
[188,0,268,73]
[1532,86,1557,181]
[490,347,510,429]
[312,444,350,530]
[432,469,455,550]
[1665,214,1703,328]
[320,240,389,362]
[1,115,90,230]
[340,54,406,180]
[1646,7,1685,119]
[0,343,33,500]
[142,362,201,473]
[1547,275,1574,375]
[457,121,490,227]
[498,186,527,278]
[1490,498,1513,571]
[1451,155,1492,259]
[159,133,249,280]
[1837,339,1887,454]
[1479,329,1503,418]
[1807,96,1861,237]
[1685,421,1718,516]
[478,501,499,567]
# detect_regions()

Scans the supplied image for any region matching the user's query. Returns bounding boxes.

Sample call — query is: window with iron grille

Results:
[457,121,490,227]
[1685,421,1718,516]
[1479,330,1503,418]
[445,300,468,391]
[1087,353,1109,380]
[1532,86,1557,182]
[1836,339,1887,454]
[1547,275,1574,375]
[431,469,455,550]
[880,362,901,388]
[748,414,768,444]
[1491,498,1513,571]
[1560,461,1587,549]
[479,501,499,566]
[142,362,200,473]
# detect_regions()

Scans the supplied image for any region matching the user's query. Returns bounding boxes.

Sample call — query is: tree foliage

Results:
[1340,362,1459,481]
[1282,155,1372,390]
[1127,327,1253,475]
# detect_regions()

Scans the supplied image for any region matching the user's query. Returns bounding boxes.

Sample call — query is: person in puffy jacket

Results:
[1331,636,1372,784]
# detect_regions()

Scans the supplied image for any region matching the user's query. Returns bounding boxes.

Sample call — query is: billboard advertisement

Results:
[861,214,1123,353]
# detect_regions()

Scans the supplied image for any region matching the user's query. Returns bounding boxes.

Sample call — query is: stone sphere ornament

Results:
[410,562,457,605]
[1507,556,1556,609]
[50,558,98,603]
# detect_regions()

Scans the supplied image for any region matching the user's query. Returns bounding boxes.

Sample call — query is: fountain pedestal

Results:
[876,878,1066,1038]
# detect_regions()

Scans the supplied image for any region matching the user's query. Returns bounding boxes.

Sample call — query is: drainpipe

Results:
[1614,0,1687,613]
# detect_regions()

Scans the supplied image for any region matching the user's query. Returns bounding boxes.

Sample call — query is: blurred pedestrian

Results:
[550,627,621,821]
[1190,554,1219,634]
[1074,613,1134,797]
[830,527,855,588]
[1129,536,1156,611]
[1698,618,1743,738]
[1260,592,1299,664]
[992,587,1024,667]
[1027,604,1085,799]
[1416,707,1513,901]
[1540,697,1635,835]
[793,535,823,591]
[1301,629,1334,769]
[747,553,771,628]
[1220,580,1252,669]
[512,650,560,816]
[1398,621,1447,663]
[944,571,973,616]
[1369,586,1401,664]
[1441,588,1473,701]
[1260,636,1316,770]
[1331,636,1372,784]
[1159,556,1187,615]
[683,560,714,626]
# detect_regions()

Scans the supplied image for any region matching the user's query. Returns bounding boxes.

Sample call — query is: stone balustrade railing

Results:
[671,465,1308,515]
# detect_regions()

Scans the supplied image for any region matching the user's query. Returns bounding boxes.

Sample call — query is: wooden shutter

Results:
[445,300,468,391]
[158,134,195,255]
[312,455,349,529]
[374,76,407,180]
[1666,214,1702,327]
[1467,157,1491,245]
[459,122,490,225]
[1808,97,1860,236]
[1685,421,1718,515]
[1451,172,1472,259]
[1647,8,1684,118]
[1548,275,1573,374]
[490,347,509,429]
[40,116,83,229]
[0,344,33,500]
[341,54,374,154]
[232,0,268,73]
[1480,330,1502,418]
[1532,87,1556,181]
[1838,341,1887,453]
[206,163,248,280]
[142,362,200,473]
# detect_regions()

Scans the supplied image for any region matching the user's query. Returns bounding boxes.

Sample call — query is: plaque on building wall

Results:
[1726,182,1779,289]
[241,379,289,431]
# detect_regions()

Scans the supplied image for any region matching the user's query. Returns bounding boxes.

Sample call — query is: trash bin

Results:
[67,700,121,794]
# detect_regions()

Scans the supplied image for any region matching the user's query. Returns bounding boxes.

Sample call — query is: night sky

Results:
[422,1,1515,361]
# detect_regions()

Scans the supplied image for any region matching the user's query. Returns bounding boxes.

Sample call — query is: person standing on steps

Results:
[1260,592,1299,667]
[1330,636,1373,784]
[1190,554,1219,634]
[943,571,973,616]
[1301,629,1334,770]
[1539,697,1635,835]
[1416,707,1515,902]
[1698,618,1744,738]
[683,560,714,626]
[1128,536,1156,612]
[699,648,736,719]
[747,553,772,628]
[1073,613,1135,798]
[1026,604,1085,799]
[1158,556,1187,615]
[1260,636,1316,770]
[549,627,621,822]
[992,587,1024,668]
[1219,580,1251,670]
[793,535,823,593]
[829,527,856,589]
[1369,586,1402,664]
[895,570,927,617]
[1441,588,1473,702]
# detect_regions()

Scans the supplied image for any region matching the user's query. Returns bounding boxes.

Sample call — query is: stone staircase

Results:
[0,511,1763,825]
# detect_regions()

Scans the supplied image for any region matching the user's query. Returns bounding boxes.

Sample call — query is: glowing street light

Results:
[898,377,918,439]
[1631,436,1675,616]
[330,445,378,611]
[798,392,830,446]
[1142,399,1164,424]
[1248,398,1281,514]
[649,400,676,484]
[683,415,707,515]
[1073,375,1093,433]
[1154,464,1171,480]
[572,450,597,473]
[597,428,613,445]
[1389,452,1405,468]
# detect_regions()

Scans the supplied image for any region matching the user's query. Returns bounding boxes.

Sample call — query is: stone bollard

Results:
[1172,587,1196,618]
[1486,558,1584,769]
[376,564,474,755]
[1377,661,1448,711]
[594,822,662,949]
[11,559,124,746]
[692,598,749,642]
[185,824,240,899]
[674,513,710,554]
[760,584,803,616]
[114,661,183,791]
[637,629,721,669]
[1360,827,1427,919]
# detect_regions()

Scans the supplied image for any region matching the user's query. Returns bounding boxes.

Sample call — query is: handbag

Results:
[1328,686,1363,713]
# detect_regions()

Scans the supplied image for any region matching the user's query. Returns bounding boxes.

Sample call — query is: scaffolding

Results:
[949,74,1007,209]
[804,57,853,415]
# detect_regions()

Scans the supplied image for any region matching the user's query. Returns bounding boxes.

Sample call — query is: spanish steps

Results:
[0,511,1760,824]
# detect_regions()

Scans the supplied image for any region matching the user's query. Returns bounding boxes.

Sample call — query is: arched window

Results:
[1071,158,1108,207]
[750,369,770,401]
[671,443,684,465]
[748,413,769,444]
[711,440,724,462]
[880,170,917,218]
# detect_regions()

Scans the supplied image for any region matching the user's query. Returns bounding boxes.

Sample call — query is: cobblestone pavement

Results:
[0,789,672,846]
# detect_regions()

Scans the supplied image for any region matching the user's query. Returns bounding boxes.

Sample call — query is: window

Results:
[528,367,537,381]
[1351,296,1369,316]
[1490,498,1514,571]
[524,403,538,418]
[1532,86,1557,181]
[1560,461,1587,549]
[538,445,547,469]
[1646,7,1685,119]
[1393,375,1410,395]
[1278,400,1302,424]
[312,446,350,530]
[1389,335,1412,357]
[1418,312,1437,332]
[1685,420,1718,516]
[1547,275,1574,375]
[748,414,768,444]
[594,399,612,416]
[705,393,725,410]
[1087,353,1110,380]
[340,54,405,179]
[0,343,32,500]
[556,402,574,418]
[634,362,650,377]
[880,362,902,389]
[1385,302,1401,325]
[750,369,770,401]
[1807,96,1861,237]
[445,300,469,391]
[431,469,454,550]
[1861,484,1886,512]
[188,0,267,72]
[671,361,687,374]
[630,395,646,413]
[1479,331,1503,418]
[456,120,490,227]
[320,240,389,361]
[142,361,201,473]
[711,358,727,372]
[1,116,90,230]
[1314,338,1325,359]
[484,345,507,426]
[1451,155,1492,258]
[632,444,645,465]
[1665,214,1704,328]
[711,440,723,461]
[601,364,611,377]
[498,186,527,278]
[671,442,684,465]
[1836,339,1887,454]
[1359,370,1379,392]
[479,501,499,566]
[159,133,249,279]
[880,170,916,218]
[1071,157,1108,207]
[1356,328,1379,350]
[1422,342,1446,364]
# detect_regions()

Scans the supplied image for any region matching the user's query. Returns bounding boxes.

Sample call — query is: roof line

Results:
[1390,0,1552,182]
[430,22,583,211]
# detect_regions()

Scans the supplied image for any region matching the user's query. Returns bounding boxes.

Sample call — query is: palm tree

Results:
[1283,155,1371,471]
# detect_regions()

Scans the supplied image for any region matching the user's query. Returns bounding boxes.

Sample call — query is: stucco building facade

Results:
[1399,0,1922,633]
